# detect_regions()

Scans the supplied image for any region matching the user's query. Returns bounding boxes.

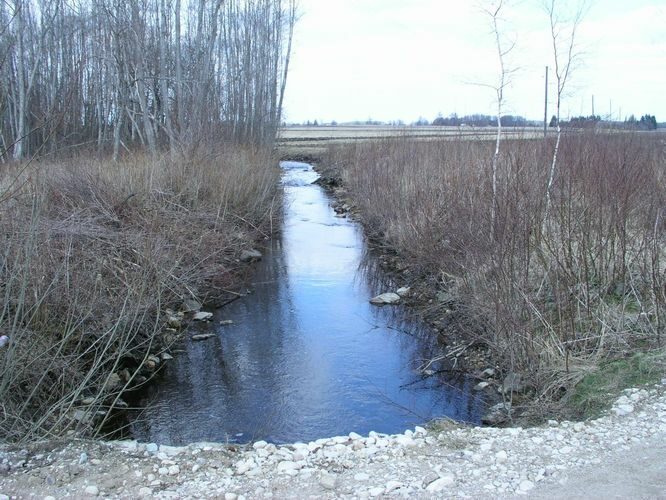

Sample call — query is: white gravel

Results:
[1,383,665,499]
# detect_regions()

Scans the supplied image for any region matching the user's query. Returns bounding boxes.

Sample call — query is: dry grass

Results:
[325,131,666,409]
[0,147,280,443]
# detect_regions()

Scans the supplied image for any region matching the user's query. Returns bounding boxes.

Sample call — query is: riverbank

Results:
[316,131,666,422]
[0,148,280,443]
[1,381,665,498]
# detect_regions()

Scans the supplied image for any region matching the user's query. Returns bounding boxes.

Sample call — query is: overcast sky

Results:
[281,0,666,124]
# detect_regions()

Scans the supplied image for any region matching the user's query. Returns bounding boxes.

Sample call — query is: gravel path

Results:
[1,383,665,499]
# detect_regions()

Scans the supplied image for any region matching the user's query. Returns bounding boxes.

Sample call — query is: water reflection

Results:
[131,161,483,445]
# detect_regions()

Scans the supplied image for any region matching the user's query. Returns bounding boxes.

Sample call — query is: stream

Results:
[130,161,483,445]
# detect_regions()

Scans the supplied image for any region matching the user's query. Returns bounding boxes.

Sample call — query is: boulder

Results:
[192,311,213,321]
[474,381,490,391]
[369,292,401,305]
[395,286,411,297]
[166,316,182,329]
[103,372,121,391]
[144,355,160,370]
[119,369,131,382]
[180,298,202,313]
[482,402,512,425]
[240,249,262,262]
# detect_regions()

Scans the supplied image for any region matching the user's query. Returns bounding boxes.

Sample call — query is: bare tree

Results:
[0,0,298,161]
[479,0,516,237]
[544,0,586,219]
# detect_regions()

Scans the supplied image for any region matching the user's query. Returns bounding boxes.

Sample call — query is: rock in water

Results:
[369,292,401,305]
[192,333,216,341]
[396,286,411,297]
[240,249,262,262]
[192,311,213,321]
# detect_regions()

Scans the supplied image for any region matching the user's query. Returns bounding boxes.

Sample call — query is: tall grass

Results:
[326,131,665,411]
[0,147,280,442]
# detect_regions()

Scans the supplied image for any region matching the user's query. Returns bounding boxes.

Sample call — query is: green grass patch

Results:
[569,350,666,418]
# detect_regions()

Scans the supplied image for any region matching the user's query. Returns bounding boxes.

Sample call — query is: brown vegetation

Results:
[325,131,666,417]
[0,148,280,442]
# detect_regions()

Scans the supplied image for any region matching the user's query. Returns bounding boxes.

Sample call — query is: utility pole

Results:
[543,65,548,137]
[592,94,595,117]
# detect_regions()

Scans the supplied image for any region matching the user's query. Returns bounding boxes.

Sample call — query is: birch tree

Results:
[544,0,585,219]
[0,0,298,161]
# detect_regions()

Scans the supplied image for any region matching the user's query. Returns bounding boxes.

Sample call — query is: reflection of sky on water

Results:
[131,162,484,445]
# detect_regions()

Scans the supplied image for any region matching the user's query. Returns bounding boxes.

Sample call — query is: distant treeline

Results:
[548,114,660,130]
[291,112,663,130]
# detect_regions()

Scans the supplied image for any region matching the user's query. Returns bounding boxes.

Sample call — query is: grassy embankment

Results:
[321,131,666,420]
[0,148,280,443]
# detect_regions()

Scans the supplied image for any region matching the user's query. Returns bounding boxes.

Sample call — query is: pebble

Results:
[518,479,535,492]
[319,472,338,490]
[252,440,268,450]
[368,486,384,496]
[84,485,99,496]
[385,480,403,492]
[277,461,300,473]
[614,404,635,416]
[1,388,665,499]
[394,435,415,447]
[425,473,455,491]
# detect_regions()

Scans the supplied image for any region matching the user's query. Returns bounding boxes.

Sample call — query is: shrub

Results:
[0,147,280,442]
[325,131,665,406]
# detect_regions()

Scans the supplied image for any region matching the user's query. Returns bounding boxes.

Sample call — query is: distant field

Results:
[277,125,546,157]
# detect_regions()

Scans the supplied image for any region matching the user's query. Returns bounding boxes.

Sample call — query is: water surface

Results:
[131,161,483,444]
